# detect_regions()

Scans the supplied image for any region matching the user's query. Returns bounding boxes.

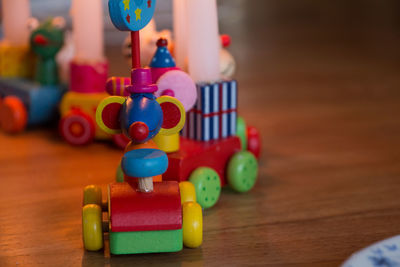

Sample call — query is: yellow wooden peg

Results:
[153,133,180,153]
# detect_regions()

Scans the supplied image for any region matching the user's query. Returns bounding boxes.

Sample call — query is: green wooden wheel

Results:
[227,151,258,193]
[189,167,221,209]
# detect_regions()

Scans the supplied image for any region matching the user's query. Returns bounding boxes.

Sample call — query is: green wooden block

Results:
[109,229,183,255]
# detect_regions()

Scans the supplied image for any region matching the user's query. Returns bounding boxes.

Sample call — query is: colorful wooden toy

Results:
[59,0,129,147]
[82,0,202,255]
[0,17,66,134]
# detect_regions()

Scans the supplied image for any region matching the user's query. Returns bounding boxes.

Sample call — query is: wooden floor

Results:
[1,0,400,266]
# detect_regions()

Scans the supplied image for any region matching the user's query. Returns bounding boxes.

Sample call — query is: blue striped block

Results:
[181,80,237,141]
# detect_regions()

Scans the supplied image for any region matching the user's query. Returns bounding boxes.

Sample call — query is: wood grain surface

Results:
[1,0,400,266]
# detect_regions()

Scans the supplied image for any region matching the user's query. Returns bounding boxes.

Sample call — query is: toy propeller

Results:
[108,0,157,68]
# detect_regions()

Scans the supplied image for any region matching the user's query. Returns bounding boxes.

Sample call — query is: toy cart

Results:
[84,67,203,254]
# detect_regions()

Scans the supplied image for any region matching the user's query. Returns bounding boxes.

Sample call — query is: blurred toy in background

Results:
[122,19,173,67]
[59,0,128,147]
[30,17,65,85]
[219,34,236,79]
[83,0,202,254]
[122,23,236,79]
[0,5,66,134]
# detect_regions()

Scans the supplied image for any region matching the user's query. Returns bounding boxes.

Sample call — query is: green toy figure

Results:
[30,17,65,86]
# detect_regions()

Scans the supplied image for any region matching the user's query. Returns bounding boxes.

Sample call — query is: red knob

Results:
[221,34,231,47]
[161,89,175,97]
[129,121,149,143]
[156,38,168,47]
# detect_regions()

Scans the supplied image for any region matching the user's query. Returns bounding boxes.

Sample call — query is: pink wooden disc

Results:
[156,70,197,111]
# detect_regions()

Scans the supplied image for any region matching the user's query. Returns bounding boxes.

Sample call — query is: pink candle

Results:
[70,0,104,62]
[173,0,188,70]
[1,0,31,46]
[186,0,220,83]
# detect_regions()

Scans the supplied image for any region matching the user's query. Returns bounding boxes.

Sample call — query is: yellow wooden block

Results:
[153,133,180,153]
[60,91,110,140]
[0,41,34,78]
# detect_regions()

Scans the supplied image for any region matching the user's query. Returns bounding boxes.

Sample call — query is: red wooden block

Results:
[163,136,241,186]
[109,181,182,232]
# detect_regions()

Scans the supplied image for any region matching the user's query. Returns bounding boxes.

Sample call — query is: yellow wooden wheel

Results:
[82,204,103,251]
[182,202,202,248]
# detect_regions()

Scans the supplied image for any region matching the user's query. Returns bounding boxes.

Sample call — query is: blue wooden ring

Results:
[121,148,168,177]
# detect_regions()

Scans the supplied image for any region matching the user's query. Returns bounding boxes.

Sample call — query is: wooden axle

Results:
[138,177,154,192]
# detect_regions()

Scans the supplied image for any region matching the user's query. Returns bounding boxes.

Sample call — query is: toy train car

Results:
[82,180,202,254]
[58,63,129,148]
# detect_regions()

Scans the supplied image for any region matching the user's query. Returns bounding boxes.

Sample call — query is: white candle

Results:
[1,0,31,46]
[70,0,104,62]
[186,0,220,83]
[173,0,188,70]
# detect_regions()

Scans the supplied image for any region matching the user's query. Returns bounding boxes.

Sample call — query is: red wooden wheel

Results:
[59,110,95,145]
[0,96,28,134]
[247,126,261,159]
